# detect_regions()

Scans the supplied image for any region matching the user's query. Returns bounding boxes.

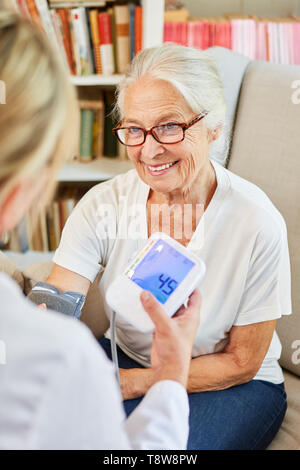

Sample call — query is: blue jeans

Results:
[99,337,287,450]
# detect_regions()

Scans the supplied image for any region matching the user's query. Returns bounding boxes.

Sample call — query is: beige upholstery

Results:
[0,251,24,291]
[268,370,300,450]
[228,60,300,378]
[227,58,300,449]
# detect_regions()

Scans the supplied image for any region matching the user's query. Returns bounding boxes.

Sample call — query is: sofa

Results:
[1,47,299,450]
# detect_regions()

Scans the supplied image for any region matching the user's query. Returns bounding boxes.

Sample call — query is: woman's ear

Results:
[207,126,223,143]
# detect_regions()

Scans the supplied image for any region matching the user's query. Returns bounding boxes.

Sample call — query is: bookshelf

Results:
[70,73,123,86]
[63,0,164,181]
[4,0,165,253]
[59,157,133,182]
[9,0,299,252]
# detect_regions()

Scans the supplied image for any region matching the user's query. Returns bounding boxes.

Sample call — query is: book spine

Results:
[104,90,118,157]
[129,3,135,61]
[56,9,76,75]
[35,0,60,51]
[16,0,31,20]
[114,4,130,74]
[95,102,104,158]
[108,7,118,73]
[80,109,94,161]
[24,0,43,28]
[85,7,96,73]
[89,9,102,74]
[134,6,143,55]
[50,10,69,68]
[71,7,94,75]
[142,0,164,49]
[69,8,81,75]
[98,13,115,76]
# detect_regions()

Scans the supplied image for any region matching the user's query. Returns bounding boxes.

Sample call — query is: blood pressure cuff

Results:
[27,282,85,319]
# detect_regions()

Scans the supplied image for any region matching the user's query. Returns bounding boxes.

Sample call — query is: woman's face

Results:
[123,78,212,195]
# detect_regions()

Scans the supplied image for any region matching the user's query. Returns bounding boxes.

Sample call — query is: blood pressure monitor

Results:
[106,233,206,333]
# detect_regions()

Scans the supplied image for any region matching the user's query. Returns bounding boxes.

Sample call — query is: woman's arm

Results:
[46,264,91,296]
[120,319,277,399]
[187,319,277,393]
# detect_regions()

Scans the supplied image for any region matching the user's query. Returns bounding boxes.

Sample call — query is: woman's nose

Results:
[141,133,165,160]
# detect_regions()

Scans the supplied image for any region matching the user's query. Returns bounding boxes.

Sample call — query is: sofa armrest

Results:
[0,251,24,291]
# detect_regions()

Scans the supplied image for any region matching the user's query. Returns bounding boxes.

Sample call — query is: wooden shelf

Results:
[49,1,107,7]
[58,158,133,182]
[70,74,124,87]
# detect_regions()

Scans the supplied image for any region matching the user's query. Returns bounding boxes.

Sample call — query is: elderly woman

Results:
[48,44,291,450]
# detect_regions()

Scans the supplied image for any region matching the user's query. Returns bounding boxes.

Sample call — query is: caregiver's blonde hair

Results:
[0,10,78,209]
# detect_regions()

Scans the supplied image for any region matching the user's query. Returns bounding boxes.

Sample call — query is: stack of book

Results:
[75,90,124,161]
[6,186,90,252]
[12,0,143,75]
[164,15,300,65]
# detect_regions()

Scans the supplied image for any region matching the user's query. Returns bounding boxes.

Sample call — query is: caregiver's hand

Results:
[141,289,201,389]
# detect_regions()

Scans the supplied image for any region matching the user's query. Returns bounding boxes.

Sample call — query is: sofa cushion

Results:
[227,60,300,377]
[268,370,300,450]
[0,251,24,291]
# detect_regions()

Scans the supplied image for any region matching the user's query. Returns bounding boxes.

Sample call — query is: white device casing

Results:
[105,233,206,333]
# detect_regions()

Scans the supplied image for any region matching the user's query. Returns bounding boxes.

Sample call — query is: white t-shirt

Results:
[53,160,292,385]
[0,272,189,450]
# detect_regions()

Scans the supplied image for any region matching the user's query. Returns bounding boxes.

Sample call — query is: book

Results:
[89,9,103,74]
[104,90,118,157]
[108,7,118,73]
[80,108,94,161]
[24,0,43,29]
[134,5,143,55]
[71,7,94,75]
[129,3,135,61]
[52,201,61,249]
[293,22,300,65]
[41,208,50,252]
[114,4,131,74]
[35,0,60,51]
[16,0,31,20]
[79,99,105,158]
[68,8,81,74]
[85,7,96,73]
[98,12,115,76]
[56,8,76,74]
[50,9,69,68]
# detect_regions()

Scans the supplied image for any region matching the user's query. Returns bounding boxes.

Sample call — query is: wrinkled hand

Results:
[119,367,154,400]
[140,289,201,388]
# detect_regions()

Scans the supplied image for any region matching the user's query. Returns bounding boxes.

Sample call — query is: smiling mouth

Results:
[146,161,179,172]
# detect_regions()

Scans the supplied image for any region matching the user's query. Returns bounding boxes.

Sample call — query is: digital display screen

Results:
[127,239,195,304]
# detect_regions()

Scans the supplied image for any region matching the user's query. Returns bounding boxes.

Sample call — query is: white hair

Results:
[115,43,228,165]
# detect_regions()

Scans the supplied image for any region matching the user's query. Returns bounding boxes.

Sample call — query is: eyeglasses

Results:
[112,111,208,147]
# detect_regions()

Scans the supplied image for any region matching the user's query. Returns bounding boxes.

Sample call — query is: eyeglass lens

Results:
[117,124,184,145]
